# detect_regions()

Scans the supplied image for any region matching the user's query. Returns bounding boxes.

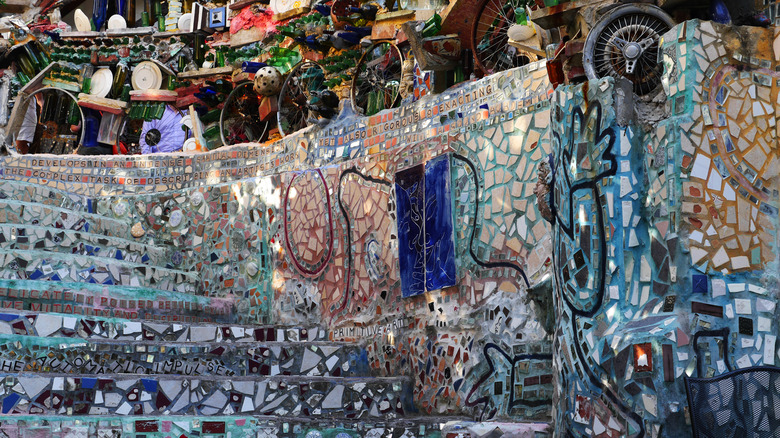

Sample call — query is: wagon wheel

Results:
[472,0,533,76]
[220,81,269,146]
[277,61,327,137]
[351,41,403,117]
[582,4,674,96]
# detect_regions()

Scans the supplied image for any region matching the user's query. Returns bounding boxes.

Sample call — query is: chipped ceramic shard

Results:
[131,222,145,238]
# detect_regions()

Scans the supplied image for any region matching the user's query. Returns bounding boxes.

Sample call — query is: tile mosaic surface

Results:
[0,63,557,428]
[550,21,779,438]
[0,18,775,438]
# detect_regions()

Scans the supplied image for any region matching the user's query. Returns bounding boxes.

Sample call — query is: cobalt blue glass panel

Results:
[424,154,456,291]
[395,164,426,297]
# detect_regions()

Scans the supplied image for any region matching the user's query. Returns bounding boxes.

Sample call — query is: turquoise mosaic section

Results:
[551,21,779,437]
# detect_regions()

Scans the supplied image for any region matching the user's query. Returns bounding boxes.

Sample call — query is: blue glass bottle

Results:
[709,0,731,24]
[93,0,108,30]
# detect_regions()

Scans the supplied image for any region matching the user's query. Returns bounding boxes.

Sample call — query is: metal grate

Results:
[686,365,780,437]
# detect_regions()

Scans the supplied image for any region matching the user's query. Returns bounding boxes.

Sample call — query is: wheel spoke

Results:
[585,8,671,95]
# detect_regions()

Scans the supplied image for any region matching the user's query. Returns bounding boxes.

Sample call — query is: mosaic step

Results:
[0,279,237,323]
[0,335,369,378]
[0,181,92,214]
[0,249,197,293]
[0,224,169,267]
[0,374,414,418]
[0,415,478,438]
[0,311,325,343]
[0,199,128,239]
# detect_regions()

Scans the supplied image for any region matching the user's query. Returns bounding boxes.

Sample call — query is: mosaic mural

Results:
[0,60,555,435]
[0,17,776,438]
[548,21,780,438]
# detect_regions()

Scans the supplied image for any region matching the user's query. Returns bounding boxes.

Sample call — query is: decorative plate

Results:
[74,9,91,32]
[178,13,192,32]
[131,61,163,91]
[89,68,113,98]
[107,14,127,30]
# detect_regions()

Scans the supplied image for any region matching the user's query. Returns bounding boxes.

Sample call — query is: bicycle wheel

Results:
[582,4,674,96]
[13,87,83,155]
[472,0,531,76]
[351,42,403,117]
[277,61,328,137]
[220,81,269,146]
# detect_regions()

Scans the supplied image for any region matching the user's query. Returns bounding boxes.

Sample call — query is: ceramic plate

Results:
[74,9,91,32]
[180,114,192,129]
[107,14,127,30]
[89,68,113,98]
[131,61,163,91]
[183,138,198,152]
[178,13,192,32]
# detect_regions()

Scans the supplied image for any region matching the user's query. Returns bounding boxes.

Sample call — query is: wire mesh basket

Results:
[685,329,780,437]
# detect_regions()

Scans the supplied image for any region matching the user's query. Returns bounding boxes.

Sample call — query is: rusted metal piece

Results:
[400,21,460,72]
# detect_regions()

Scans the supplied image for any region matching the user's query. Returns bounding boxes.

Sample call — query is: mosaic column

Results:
[546,20,780,438]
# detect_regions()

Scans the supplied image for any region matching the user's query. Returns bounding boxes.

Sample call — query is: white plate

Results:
[183,138,198,152]
[180,114,192,129]
[131,61,163,91]
[90,68,113,98]
[107,14,127,30]
[74,9,91,32]
[178,13,192,32]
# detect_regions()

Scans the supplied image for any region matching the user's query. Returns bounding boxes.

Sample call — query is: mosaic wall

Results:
[0,18,776,438]
[0,58,556,432]
[549,21,779,437]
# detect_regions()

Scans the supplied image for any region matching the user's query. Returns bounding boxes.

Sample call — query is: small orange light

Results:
[634,343,653,373]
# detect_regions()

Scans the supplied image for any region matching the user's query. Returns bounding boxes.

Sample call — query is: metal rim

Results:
[219,81,269,146]
[471,0,532,76]
[277,61,327,137]
[582,4,675,96]
[350,41,403,116]
[10,87,86,154]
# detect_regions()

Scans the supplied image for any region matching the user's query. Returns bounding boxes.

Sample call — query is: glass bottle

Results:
[153,102,165,119]
[67,100,81,125]
[121,84,131,101]
[193,34,205,66]
[421,13,442,37]
[111,62,128,99]
[33,41,51,67]
[93,0,109,31]
[16,51,36,79]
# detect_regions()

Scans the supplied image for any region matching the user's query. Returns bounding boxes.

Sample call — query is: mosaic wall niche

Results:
[549,21,779,438]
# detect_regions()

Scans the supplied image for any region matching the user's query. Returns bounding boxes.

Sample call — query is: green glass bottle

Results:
[153,102,165,119]
[68,100,81,125]
[16,71,30,85]
[16,51,36,79]
[111,62,128,99]
[121,84,131,101]
[143,102,156,121]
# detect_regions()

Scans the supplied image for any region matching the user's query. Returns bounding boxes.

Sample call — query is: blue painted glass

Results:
[395,164,426,297]
[424,155,456,291]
